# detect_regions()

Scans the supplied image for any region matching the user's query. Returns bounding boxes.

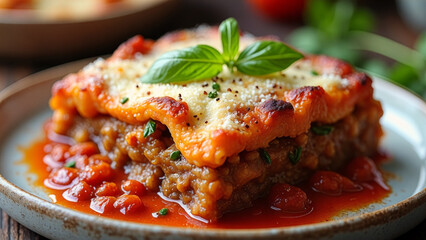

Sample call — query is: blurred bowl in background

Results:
[0,0,178,60]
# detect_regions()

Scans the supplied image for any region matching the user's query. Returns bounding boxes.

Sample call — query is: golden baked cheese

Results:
[50,27,374,168]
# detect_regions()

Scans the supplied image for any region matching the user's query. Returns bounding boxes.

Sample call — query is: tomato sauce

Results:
[22,136,391,229]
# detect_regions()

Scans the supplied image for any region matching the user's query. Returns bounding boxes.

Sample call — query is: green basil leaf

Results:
[65,161,76,168]
[259,148,271,165]
[120,97,129,104]
[289,146,302,165]
[219,17,239,63]
[235,41,304,76]
[311,125,334,135]
[143,120,156,138]
[140,45,224,83]
[170,150,181,160]
[212,82,221,91]
[158,208,169,216]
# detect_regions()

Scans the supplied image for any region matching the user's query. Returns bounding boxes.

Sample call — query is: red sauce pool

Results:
[22,137,391,229]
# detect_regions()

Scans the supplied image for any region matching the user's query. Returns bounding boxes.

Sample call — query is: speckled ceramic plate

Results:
[0,59,425,240]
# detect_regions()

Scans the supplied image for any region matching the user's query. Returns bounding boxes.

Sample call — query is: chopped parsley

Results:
[208,91,218,98]
[312,125,334,135]
[170,150,181,160]
[311,70,319,76]
[259,148,271,164]
[143,120,156,138]
[212,82,221,91]
[65,161,76,168]
[120,97,129,104]
[289,146,302,165]
[158,208,169,216]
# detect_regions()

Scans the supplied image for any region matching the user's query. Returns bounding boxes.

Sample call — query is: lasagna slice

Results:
[48,27,383,221]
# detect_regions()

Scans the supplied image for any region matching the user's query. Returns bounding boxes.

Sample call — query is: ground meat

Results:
[63,99,382,222]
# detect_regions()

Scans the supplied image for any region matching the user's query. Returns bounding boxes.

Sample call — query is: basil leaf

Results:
[170,150,181,160]
[311,125,334,135]
[259,148,271,165]
[143,120,156,138]
[158,208,169,216]
[212,82,221,91]
[219,17,239,63]
[120,97,129,104]
[65,161,76,168]
[289,146,302,165]
[235,41,304,76]
[140,45,224,83]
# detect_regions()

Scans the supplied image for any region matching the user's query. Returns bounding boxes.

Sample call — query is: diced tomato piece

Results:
[90,196,116,214]
[344,157,378,182]
[113,195,143,214]
[69,142,99,157]
[48,167,78,186]
[310,171,362,196]
[88,154,112,165]
[63,181,93,202]
[79,162,113,185]
[49,143,70,163]
[268,183,311,213]
[121,180,146,197]
[111,35,154,60]
[96,182,120,197]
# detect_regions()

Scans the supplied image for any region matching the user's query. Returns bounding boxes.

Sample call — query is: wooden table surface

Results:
[1,0,425,239]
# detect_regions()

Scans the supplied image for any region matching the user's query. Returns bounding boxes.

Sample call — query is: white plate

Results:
[0,59,425,240]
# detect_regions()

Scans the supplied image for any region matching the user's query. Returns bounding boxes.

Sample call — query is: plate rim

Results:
[0,60,425,239]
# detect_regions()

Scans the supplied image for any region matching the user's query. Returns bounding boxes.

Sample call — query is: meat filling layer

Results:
[61,98,383,221]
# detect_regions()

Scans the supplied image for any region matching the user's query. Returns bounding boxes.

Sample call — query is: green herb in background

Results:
[288,0,426,99]
[141,18,303,83]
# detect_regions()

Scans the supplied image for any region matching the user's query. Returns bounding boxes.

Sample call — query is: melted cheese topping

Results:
[50,27,373,168]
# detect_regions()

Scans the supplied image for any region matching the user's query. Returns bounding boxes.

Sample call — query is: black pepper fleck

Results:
[216,98,220,101]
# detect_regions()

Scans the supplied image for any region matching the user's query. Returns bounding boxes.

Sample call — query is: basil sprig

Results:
[141,18,303,84]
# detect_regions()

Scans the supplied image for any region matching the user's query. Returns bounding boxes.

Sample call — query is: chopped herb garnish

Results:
[208,91,218,98]
[158,208,169,216]
[259,148,271,164]
[140,18,303,84]
[120,97,129,104]
[311,70,319,76]
[212,82,221,91]
[143,120,156,138]
[65,161,76,168]
[289,146,302,165]
[312,125,334,135]
[170,150,181,160]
